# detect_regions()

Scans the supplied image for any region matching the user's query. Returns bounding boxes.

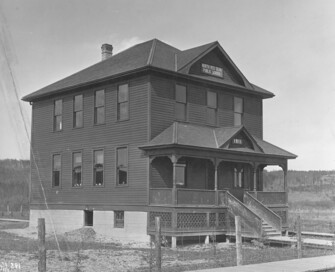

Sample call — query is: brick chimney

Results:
[101,44,113,60]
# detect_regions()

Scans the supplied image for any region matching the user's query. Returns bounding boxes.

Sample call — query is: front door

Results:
[219,163,248,202]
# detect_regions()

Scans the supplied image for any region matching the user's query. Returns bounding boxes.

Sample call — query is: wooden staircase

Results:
[262,221,282,237]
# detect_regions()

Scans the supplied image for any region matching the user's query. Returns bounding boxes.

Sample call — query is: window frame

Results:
[94,90,105,125]
[73,94,83,128]
[206,90,217,126]
[234,167,244,188]
[175,84,187,121]
[53,99,63,132]
[117,84,129,121]
[52,153,61,188]
[93,149,104,187]
[116,146,129,187]
[72,151,83,188]
[175,163,186,186]
[114,210,124,228]
[234,96,243,126]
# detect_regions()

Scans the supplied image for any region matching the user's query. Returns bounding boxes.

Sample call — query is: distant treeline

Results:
[263,169,335,191]
[0,159,30,211]
[0,159,334,211]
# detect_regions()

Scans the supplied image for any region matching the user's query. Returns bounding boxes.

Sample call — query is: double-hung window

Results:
[114,211,124,228]
[116,147,128,186]
[117,84,129,121]
[234,168,244,188]
[175,84,187,121]
[73,95,83,128]
[94,90,105,124]
[234,97,243,126]
[72,152,82,187]
[54,99,62,131]
[93,150,104,186]
[52,154,61,187]
[207,91,217,125]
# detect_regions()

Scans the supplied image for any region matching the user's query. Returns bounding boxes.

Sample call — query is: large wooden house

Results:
[22,39,296,245]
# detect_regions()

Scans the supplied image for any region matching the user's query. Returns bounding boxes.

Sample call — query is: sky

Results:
[0,0,334,170]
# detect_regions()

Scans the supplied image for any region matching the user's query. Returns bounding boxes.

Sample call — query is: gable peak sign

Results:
[201,63,223,78]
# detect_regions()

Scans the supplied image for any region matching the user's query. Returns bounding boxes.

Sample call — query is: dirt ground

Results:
[0,223,334,272]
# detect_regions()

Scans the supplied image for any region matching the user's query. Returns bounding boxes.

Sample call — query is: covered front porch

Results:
[140,122,296,240]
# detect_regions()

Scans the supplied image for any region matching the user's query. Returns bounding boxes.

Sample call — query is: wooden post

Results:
[235,216,242,266]
[155,217,162,271]
[38,218,46,272]
[149,235,153,272]
[297,215,302,259]
[20,205,23,216]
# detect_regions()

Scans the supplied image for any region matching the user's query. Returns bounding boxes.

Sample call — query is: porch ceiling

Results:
[139,122,297,159]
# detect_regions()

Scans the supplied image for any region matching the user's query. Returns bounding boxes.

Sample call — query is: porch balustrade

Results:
[149,188,220,206]
[248,191,287,206]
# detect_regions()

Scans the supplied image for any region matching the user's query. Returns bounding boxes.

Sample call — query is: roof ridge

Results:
[178,41,218,71]
[147,39,157,65]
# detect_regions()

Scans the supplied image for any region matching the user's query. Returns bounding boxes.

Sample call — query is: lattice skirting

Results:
[149,211,227,230]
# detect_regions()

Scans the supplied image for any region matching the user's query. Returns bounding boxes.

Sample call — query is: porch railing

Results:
[177,188,216,206]
[244,192,282,232]
[248,191,287,206]
[149,188,172,206]
[224,191,263,237]
[149,188,219,206]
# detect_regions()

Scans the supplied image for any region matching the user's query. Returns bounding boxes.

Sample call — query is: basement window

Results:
[114,211,124,228]
[84,210,93,226]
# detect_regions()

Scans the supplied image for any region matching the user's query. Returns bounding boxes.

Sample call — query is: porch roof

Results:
[140,122,297,159]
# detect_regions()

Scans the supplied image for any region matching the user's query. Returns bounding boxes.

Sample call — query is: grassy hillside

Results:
[264,170,335,232]
[0,159,30,211]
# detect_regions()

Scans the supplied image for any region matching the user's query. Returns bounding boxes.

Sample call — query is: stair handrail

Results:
[244,192,282,232]
[224,190,263,238]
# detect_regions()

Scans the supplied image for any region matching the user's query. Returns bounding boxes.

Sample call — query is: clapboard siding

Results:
[150,75,175,138]
[243,113,263,139]
[30,75,149,207]
[150,74,263,139]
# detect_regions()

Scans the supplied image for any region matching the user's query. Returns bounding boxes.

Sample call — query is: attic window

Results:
[233,138,243,145]
[201,63,223,78]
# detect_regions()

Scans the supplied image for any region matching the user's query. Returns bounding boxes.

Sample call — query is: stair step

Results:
[266,233,282,237]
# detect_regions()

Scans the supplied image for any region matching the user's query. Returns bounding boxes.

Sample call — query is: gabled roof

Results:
[140,122,297,159]
[22,39,274,102]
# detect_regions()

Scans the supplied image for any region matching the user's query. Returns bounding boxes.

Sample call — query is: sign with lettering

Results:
[201,63,223,78]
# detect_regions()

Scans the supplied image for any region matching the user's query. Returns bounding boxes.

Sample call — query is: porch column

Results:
[283,164,288,204]
[253,163,258,192]
[214,159,218,191]
[170,155,179,206]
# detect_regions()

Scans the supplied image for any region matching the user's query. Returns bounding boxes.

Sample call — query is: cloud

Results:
[114,36,145,54]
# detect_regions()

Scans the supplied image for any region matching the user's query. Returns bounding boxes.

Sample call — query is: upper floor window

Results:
[93,150,104,186]
[117,84,129,121]
[54,99,62,131]
[234,97,243,126]
[73,95,83,128]
[94,90,105,124]
[207,91,217,125]
[116,147,128,186]
[175,84,187,121]
[52,154,61,187]
[72,152,82,187]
